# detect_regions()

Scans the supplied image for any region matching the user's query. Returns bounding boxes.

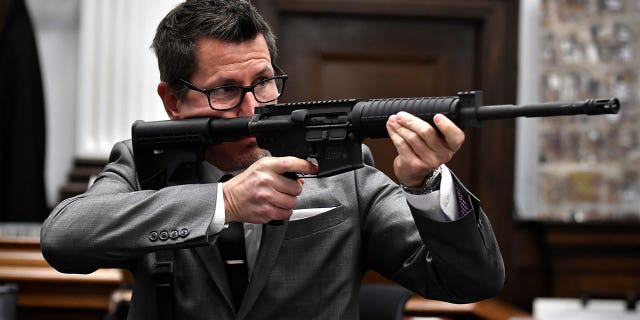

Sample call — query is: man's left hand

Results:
[386,112,465,188]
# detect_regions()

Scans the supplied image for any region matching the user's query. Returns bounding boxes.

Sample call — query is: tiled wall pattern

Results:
[539,0,640,221]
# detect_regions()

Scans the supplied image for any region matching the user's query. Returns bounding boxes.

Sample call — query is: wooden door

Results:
[274,10,476,183]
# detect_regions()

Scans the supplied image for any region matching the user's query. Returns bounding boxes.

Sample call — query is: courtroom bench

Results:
[0,223,127,320]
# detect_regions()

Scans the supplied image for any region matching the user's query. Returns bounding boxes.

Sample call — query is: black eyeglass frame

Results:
[177,64,288,111]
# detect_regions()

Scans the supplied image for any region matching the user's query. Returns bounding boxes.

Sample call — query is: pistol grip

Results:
[267,172,299,226]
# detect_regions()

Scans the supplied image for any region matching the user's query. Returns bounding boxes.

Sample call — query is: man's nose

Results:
[238,91,258,117]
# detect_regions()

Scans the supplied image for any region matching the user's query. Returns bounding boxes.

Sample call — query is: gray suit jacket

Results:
[41,140,504,320]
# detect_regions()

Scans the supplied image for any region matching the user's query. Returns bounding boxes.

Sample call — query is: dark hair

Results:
[151,0,277,97]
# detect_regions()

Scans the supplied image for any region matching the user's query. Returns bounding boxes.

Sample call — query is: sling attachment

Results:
[152,250,175,320]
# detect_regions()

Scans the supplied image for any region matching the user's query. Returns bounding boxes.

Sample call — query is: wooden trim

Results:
[0,267,122,284]
[405,296,532,320]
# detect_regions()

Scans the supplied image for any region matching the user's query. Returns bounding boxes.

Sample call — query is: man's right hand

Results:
[222,156,318,224]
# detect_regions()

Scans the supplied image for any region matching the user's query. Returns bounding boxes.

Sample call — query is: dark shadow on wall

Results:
[0,0,48,222]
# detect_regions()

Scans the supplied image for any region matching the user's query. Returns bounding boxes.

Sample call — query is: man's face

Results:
[168,34,274,171]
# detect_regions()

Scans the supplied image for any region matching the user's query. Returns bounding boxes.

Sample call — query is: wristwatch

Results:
[400,166,442,195]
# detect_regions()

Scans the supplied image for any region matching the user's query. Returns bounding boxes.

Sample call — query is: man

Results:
[41,1,504,319]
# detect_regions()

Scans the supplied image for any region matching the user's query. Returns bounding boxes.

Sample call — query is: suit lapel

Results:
[236,220,289,319]
[188,164,237,309]
[190,162,290,317]
[194,245,235,309]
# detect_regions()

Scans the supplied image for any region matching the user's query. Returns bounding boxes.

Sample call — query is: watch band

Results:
[401,166,442,195]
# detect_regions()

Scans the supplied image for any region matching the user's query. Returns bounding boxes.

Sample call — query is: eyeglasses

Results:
[177,65,288,111]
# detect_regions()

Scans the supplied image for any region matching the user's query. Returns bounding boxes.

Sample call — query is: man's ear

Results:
[158,82,180,119]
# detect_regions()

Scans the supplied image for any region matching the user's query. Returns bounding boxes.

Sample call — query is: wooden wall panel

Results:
[273,9,477,184]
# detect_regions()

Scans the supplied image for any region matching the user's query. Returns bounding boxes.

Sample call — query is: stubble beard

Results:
[204,140,268,172]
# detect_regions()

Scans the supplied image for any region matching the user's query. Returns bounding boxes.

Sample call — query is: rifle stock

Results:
[132,91,620,190]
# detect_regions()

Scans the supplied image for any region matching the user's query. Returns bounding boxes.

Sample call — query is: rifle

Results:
[131,91,620,190]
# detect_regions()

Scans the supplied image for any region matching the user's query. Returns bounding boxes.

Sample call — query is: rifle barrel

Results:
[475,98,620,120]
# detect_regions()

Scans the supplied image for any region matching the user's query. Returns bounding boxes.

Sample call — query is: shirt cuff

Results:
[403,165,460,222]
[207,182,228,238]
